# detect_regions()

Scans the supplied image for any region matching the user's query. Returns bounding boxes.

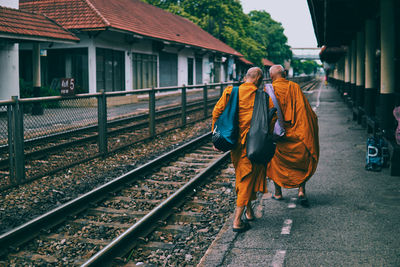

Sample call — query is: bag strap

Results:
[226,85,238,102]
[231,86,239,97]
[265,84,284,129]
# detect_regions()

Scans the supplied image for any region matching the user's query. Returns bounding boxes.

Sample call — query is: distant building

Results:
[262,58,275,78]
[11,0,247,96]
[237,57,254,82]
[0,2,79,100]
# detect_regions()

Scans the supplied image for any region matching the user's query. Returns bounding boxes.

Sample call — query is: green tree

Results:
[142,0,291,66]
[291,59,321,75]
[248,10,292,65]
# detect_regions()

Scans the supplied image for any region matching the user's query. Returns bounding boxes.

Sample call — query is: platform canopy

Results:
[307,0,378,47]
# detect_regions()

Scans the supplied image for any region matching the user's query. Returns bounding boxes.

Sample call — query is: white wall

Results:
[221,60,226,82]
[203,53,211,84]
[0,1,19,100]
[0,43,19,99]
[177,48,195,86]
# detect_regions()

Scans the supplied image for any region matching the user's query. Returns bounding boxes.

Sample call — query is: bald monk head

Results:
[245,67,263,87]
[269,65,286,81]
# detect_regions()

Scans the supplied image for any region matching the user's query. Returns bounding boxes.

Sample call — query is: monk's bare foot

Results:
[273,182,283,199]
[245,204,255,221]
[298,183,306,198]
[233,206,245,228]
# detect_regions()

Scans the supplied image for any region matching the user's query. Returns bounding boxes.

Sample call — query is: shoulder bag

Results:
[212,86,239,152]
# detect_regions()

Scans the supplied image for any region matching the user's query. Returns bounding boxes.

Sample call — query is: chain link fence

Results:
[22,97,98,141]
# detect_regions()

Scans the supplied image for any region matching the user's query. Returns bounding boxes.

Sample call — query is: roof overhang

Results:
[307,0,378,47]
[319,45,347,63]
[0,33,79,44]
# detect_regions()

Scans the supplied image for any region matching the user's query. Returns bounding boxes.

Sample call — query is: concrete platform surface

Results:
[198,82,400,267]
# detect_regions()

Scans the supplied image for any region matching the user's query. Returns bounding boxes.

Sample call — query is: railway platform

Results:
[198,82,400,266]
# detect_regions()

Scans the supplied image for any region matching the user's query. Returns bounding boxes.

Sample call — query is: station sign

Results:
[60,78,75,96]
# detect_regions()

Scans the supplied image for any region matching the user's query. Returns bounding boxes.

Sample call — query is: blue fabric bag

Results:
[212,86,239,152]
[365,136,389,171]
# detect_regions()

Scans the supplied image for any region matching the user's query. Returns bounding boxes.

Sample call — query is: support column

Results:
[356,30,365,107]
[350,39,357,105]
[380,0,396,136]
[354,30,366,123]
[0,43,19,100]
[344,48,351,99]
[32,43,43,115]
[88,43,97,93]
[364,19,377,117]
[339,57,345,94]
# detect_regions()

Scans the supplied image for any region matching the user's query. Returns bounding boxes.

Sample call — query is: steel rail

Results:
[81,151,230,266]
[0,132,213,255]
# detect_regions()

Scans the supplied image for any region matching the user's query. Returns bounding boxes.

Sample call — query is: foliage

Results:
[19,79,60,110]
[248,10,292,65]
[143,0,291,66]
[20,79,60,99]
[20,78,34,99]
[291,59,321,75]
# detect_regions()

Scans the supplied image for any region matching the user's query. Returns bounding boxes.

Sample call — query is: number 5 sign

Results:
[60,78,75,96]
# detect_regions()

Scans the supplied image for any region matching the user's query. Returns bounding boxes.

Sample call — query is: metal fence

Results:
[1,76,313,189]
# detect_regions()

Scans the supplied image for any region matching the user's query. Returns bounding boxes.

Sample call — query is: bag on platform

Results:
[212,86,239,152]
[246,87,277,164]
[365,136,389,171]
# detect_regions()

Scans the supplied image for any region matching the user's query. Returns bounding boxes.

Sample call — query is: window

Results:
[96,48,125,92]
[132,53,157,89]
[195,57,203,84]
[159,52,178,87]
[187,58,194,86]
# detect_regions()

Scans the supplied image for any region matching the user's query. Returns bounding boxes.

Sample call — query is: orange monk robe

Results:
[212,83,268,207]
[267,78,319,188]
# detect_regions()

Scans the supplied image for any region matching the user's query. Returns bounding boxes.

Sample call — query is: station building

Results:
[308,0,400,174]
[0,0,79,100]
[0,0,248,99]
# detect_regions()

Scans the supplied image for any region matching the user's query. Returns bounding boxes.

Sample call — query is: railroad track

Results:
[0,132,236,266]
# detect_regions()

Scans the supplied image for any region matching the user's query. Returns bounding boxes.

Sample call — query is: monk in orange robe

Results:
[212,67,267,232]
[267,65,319,204]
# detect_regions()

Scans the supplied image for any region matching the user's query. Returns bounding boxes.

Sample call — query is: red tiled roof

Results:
[262,58,275,66]
[0,6,79,42]
[238,57,253,66]
[20,0,241,56]
[20,0,108,30]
